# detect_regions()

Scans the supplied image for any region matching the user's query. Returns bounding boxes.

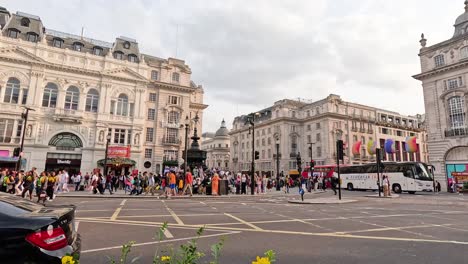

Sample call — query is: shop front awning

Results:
[97,158,136,167]
[289,170,299,175]
[0,156,19,163]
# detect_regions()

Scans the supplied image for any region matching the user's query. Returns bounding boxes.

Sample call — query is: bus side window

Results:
[415,166,423,180]
[403,166,414,178]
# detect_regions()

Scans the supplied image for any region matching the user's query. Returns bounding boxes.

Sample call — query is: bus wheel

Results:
[347,183,354,191]
[392,184,402,194]
[408,191,416,194]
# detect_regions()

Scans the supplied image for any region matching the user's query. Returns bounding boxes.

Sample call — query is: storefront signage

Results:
[108,146,131,158]
[46,158,81,166]
[57,159,72,165]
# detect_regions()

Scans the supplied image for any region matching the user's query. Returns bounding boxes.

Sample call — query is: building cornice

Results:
[413,59,468,80]
[155,81,197,93]
[190,102,209,110]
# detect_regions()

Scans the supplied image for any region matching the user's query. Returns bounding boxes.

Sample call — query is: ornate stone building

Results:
[413,1,468,191]
[229,94,427,176]
[0,8,207,175]
[201,120,230,170]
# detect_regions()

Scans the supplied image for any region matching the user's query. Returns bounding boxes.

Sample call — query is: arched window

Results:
[3,78,20,104]
[73,42,83,51]
[85,89,99,112]
[448,96,466,129]
[113,51,124,60]
[7,28,19,39]
[151,70,159,80]
[316,107,320,115]
[26,32,38,42]
[168,111,180,124]
[64,86,80,110]
[49,132,83,151]
[20,18,30,27]
[116,94,129,116]
[93,46,103,56]
[128,54,138,63]
[53,38,64,48]
[42,83,58,108]
[172,72,180,83]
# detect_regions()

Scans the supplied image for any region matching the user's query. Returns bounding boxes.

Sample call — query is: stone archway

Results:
[444,146,468,191]
[46,132,83,175]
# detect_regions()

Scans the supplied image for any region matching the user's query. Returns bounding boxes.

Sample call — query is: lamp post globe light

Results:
[104,134,111,176]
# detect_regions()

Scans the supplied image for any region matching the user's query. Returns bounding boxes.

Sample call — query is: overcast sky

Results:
[3,0,465,132]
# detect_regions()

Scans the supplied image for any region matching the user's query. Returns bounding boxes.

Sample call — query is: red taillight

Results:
[25,226,68,251]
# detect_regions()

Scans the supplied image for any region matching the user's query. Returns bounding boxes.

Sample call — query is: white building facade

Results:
[413,1,468,191]
[200,120,230,171]
[229,95,428,176]
[0,8,207,175]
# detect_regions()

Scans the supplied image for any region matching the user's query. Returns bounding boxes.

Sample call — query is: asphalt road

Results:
[52,190,468,264]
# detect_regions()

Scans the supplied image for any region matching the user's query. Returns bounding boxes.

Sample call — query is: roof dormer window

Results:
[26,32,38,42]
[93,46,103,56]
[20,18,30,27]
[73,42,83,51]
[128,54,138,63]
[53,38,64,48]
[113,51,124,60]
[434,54,445,68]
[172,72,180,83]
[123,41,130,49]
[7,29,20,39]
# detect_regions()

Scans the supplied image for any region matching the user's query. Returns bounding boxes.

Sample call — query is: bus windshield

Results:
[416,163,433,181]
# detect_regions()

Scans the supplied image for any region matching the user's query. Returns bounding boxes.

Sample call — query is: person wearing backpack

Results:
[36,172,48,204]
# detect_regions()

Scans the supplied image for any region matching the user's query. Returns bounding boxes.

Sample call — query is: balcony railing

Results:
[53,108,84,123]
[445,127,468,137]
[351,127,358,132]
[162,137,181,145]
[359,128,366,133]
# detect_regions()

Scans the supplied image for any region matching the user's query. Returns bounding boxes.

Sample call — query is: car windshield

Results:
[416,163,433,181]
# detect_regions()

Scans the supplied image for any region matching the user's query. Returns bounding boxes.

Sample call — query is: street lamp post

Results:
[104,134,111,176]
[246,112,261,195]
[184,115,190,172]
[17,107,35,171]
[276,142,280,191]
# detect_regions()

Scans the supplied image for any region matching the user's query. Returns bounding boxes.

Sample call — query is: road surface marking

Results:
[75,221,80,232]
[120,199,127,206]
[241,203,246,205]
[337,224,453,234]
[224,213,263,230]
[110,207,122,221]
[163,228,174,238]
[81,231,240,254]
[199,201,206,205]
[163,201,184,225]
[77,218,468,245]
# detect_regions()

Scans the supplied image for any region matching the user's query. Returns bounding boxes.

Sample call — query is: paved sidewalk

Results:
[288,198,357,204]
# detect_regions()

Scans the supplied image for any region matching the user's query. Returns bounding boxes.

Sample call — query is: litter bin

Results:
[219,180,229,195]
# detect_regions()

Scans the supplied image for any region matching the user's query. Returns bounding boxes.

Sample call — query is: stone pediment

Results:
[102,67,148,82]
[0,46,46,63]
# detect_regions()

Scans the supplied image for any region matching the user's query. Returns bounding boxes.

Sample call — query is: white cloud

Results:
[3,0,465,131]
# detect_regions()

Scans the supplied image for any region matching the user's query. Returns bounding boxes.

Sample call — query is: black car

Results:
[0,193,81,264]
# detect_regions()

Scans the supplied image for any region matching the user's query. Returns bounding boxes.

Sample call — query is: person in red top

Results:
[183,169,193,196]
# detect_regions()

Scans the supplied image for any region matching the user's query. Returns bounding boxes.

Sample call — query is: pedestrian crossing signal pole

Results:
[336,140,344,200]
[376,148,383,197]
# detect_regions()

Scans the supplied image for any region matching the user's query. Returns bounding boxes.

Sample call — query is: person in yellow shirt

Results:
[36,172,48,204]
[46,172,56,200]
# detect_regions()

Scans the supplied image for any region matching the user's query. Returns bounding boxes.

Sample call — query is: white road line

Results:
[336,224,453,234]
[120,199,127,206]
[81,231,240,254]
[164,204,184,225]
[163,228,174,238]
[224,213,263,230]
[199,201,206,205]
[75,221,80,232]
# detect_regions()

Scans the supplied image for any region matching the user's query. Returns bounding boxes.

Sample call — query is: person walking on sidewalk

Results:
[168,170,177,197]
[21,171,34,200]
[46,172,56,200]
[241,174,247,194]
[183,169,193,196]
[331,176,338,195]
[74,173,82,191]
[104,173,113,194]
[383,176,389,197]
[212,172,220,196]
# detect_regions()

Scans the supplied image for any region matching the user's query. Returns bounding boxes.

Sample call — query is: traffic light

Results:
[296,153,302,169]
[337,140,344,160]
[376,148,385,171]
[254,151,260,160]
[13,147,20,157]
[310,160,315,170]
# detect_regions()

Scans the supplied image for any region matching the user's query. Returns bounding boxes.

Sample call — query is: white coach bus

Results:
[336,162,434,194]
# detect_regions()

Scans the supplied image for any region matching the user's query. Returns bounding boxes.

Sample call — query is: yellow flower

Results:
[61,256,76,264]
[161,255,171,262]
[252,256,270,264]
